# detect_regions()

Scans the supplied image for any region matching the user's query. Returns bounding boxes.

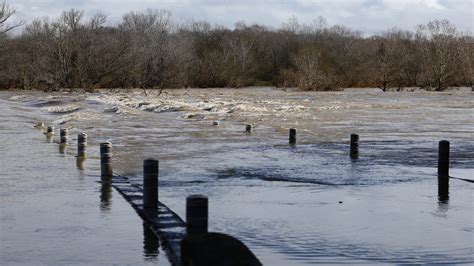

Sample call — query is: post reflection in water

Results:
[46,134,53,143]
[59,143,67,154]
[143,222,160,261]
[76,156,86,171]
[437,176,450,214]
[100,181,112,212]
[438,177,450,204]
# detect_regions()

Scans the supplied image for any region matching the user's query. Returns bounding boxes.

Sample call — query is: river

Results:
[1,87,473,264]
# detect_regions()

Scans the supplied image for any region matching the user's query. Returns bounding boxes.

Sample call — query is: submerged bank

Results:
[1,88,473,264]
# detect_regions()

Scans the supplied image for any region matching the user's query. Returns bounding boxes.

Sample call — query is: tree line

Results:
[0,4,472,91]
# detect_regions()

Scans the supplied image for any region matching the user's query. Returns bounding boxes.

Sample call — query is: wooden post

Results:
[47,125,54,134]
[289,128,296,144]
[186,195,208,237]
[438,140,450,177]
[60,128,68,144]
[77,133,87,158]
[100,142,112,178]
[143,159,159,209]
[350,134,359,159]
[46,125,54,142]
[246,124,252,133]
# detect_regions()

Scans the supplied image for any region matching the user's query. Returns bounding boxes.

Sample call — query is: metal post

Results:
[47,125,54,134]
[438,140,450,177]
[46,125,54,142]
[350,134,359,159]
[60,128,68,144]
[186,195,208,237]
[77,133,87,157]
[143,159,159,209]
[246,124,252,133]
[100,142,112,178]
[289,128,296,144]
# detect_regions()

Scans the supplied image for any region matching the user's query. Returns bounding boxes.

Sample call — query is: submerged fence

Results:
[36,121,462,265]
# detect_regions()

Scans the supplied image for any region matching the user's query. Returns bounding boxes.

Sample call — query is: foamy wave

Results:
[313,103,406,111]
[41,105,81,114]
[54,110,101,124]
[88,92,309,121]
[9,95,27,100]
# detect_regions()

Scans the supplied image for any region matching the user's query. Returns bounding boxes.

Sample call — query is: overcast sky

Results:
[10,0,474,34]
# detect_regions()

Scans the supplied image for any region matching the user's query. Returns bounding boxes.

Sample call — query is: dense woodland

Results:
[0,3,473,91]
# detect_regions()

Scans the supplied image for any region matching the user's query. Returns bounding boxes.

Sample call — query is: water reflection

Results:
[437,176,450,214]
[100,181,112,212]
[437,177,449,204]
[46,133,53,143]
[350,153,359,162]
[76,156,86,171]
[59,143,67,154]
[143,222,160,261]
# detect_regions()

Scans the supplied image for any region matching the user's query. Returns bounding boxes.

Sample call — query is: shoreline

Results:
[1,86,473,94]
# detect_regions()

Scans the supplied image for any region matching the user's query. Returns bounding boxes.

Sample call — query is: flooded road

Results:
[0,95,169,265]
[1,87,473,264]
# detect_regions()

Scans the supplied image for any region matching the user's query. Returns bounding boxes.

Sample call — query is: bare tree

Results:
[221,22,261,87]
[285,44,334,90]
[321,25,364,87]
[121,9,173,94]
[392,30,421,88]
[459,34,473,89]
[370,29,411,91]
[0,2,23,35]
[1,10,472,91]
[416,19,462,91]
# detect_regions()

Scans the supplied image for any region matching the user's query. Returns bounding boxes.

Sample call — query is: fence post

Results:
[46,125,54,142]
[246,124,252,133]
[186,195,208,237]
[100,142,112,179]
[77,133,87,157]
[47,125,54,135]
[350,134,359,159]
[289,128,296,144]
[60,128,68,144]
[143,159,159,209]
[438,140,450,177]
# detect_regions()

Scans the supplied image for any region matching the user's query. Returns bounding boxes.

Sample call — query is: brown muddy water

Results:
[1,87,473,265]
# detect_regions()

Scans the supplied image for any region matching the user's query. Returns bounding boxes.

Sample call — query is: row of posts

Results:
[42,123,453,263]
[44,125,207,234]
[47,123,454,199]
[45,126,208,232]
[44,124,450,176]
[42,123,261,264]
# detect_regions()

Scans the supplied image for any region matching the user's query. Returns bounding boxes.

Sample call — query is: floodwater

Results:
[1,87,473,265]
